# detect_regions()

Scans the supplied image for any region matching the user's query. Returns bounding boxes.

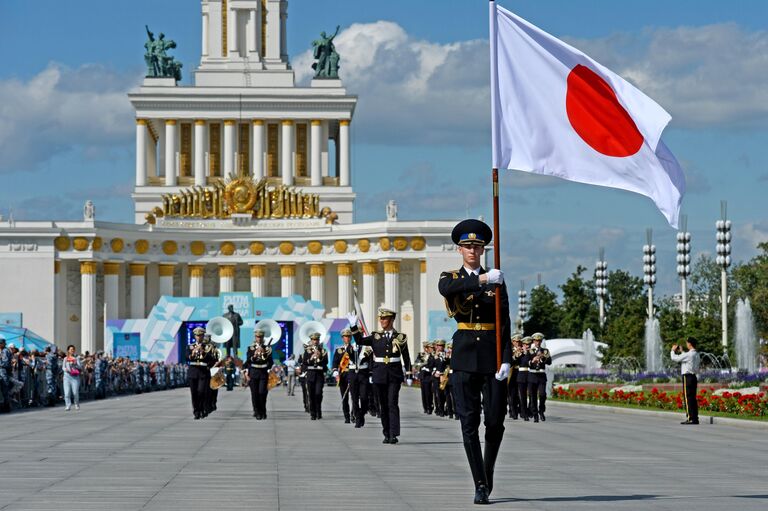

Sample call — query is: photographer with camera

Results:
[670,337,700,425]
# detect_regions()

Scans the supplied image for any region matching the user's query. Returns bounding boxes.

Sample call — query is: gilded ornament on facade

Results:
[420,260,427,273]
[309,264,325,277]
[110,238,124,253]
[69,314,79,322]
[80,261,98,274]
[279,241,294,255]
[220,241,236,256]
[134,239,149,254]
[393,237,408,251]
[157,176,333,222]
[383,261,400,274]
[103,262,120,275]
[337,263,353,276]
[307,241,322,255]
[162,240,178,255]
[362,262,377,275]
[411,237,426,251]
[334,240,348,254]
[158,264,175,277]
[357,239,370,253]
[250,264,266,277]
[280,264,296,277]
[190,241,206,256]
[54,236,70,251]
[73,237,89,251]
[129,263,146,276]
[379,237,391,251]
[249,241,265,255]
[189,264,205,277]
[219,265,236,278]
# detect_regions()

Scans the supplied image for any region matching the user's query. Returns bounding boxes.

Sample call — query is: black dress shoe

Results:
[344,418,351,424]
[533,416,539,423]
[382,437,391,444]
[523,416,529,422]
[681,420,699,424]
[540,412,546,421]
[390,437,399,444]
[194,414,201,420]
[253,412,258,417]
[474,484,490,505]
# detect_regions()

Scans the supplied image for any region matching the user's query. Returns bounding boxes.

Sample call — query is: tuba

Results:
[298,320,328,346]
[206,316,234,344]
[255,319,283,346]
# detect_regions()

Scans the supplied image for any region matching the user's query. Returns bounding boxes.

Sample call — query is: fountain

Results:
[582,329,597,372]
[735,298,759,372]
[644,318,663,372]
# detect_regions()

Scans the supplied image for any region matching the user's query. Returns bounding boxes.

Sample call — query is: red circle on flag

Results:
[566,64,643,157]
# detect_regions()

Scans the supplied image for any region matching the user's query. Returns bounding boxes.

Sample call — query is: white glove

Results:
[332,370,339,378]
[495,363,511,381]
[486,269,504,285]
[346,313,358,328]
[406,378,413,386]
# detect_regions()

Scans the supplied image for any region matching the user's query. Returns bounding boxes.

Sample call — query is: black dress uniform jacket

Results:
[350,328,412,384]
[438,267,512,373]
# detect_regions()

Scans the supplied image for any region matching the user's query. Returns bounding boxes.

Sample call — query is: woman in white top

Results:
[62,345,83,411]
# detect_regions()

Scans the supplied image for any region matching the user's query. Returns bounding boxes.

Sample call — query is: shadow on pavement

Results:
[492,494,658,503]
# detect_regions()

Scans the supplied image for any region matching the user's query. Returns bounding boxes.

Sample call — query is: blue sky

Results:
[0,0,766,297]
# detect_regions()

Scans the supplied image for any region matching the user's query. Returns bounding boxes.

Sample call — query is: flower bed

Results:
[552,385,768,418]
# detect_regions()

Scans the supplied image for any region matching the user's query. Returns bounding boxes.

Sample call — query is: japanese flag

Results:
[490,3,685,227]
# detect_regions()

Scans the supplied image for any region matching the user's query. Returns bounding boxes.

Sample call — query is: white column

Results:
[249,9,258,56]
[310,120,322,186]
[54,261,67,343]
[189,265,205,297]
[265,0,281,61]
[164,120,178,186]
[250,264,266,297]
[252,120,264,179]
[104,262,121,320]
[321,121,330,177]
[281,264,296,297]
[159,264,175,297]
[219,265,235,293]
[224,120,236,177]
[339,120,350,186]
[420,260,428,342]
[362,262,377,330]
[136,120,147,186]
[337,263,353,316]
[310,264,325,303]
[202,13,209,56]
[281,120,294,186]
[129,264,146,319]
[194,120,206,186]
[228,5,238,56]
[80,262,97,355]
[383,261,400,329]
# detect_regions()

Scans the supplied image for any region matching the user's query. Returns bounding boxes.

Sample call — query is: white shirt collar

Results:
[463,265,481,276]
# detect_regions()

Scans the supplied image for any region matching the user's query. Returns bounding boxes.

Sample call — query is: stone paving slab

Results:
[1,386,767,510]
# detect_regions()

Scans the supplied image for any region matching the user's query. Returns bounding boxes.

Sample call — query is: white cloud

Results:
[0,63,138,173]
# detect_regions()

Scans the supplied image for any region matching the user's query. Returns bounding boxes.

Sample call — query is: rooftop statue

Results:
[144,25,183,81]
[311,26,341,79]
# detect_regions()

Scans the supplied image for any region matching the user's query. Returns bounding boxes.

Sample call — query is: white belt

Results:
[307,366,324,370]
[529,369,546,374]
[373,357,401,363]
[347,364,357,369]
[189,362,207,366]
[421,367,430,372]
[250,364,268,369]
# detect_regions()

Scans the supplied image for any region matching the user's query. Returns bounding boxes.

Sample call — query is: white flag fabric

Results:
[490,3,685,227]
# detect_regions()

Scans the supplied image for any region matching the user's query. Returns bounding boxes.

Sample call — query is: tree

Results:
[523,285,561,338]
[601,270,646,364]
[558,266,599,338]
[658,297,721,357]
[732,241,768,340]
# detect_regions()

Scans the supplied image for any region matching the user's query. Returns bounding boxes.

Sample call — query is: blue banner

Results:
[0,312,22,328]
[114,333,141,360]
[219,292,255,319]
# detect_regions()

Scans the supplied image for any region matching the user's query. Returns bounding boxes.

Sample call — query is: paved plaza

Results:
[1,387,766,511]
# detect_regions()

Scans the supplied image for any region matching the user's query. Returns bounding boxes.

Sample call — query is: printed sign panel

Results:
[219,292,254,319]
[114,333,141,361]
[428,310,455,341]
[0,313,22,327]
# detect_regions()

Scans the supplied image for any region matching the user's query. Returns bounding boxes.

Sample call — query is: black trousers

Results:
[375,381,402,438]
[188,366,210,416]
[338,372,351,419]
[306,370,324,418]
[433,378,446,415]
[420,374,433,412]
[349,370,370,422]
[452,371,507,445]
[507,371,521,417]
[225,372,235,391]
[527,379,546,416]
[683,373,699,422]
[249,369,269,416]
[517,380,529,418]
[300,377,309,411]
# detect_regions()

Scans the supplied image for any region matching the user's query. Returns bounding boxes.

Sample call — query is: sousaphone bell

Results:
[254,319,282,346]
[205,316,234,344]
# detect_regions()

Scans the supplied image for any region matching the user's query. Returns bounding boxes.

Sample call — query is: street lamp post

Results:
[595,248,608,329]
[676,214,692,322]
[716,201,731,355]
[643,229,656,320]
[517,281,528,334]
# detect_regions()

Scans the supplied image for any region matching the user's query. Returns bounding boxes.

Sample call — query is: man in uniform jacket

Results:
[348,308,412,444]
[245,330,273,420]
[432,339,450,417]
[507,335,523,419]
[527,333,552,422]
[438,218,512,505]
[302,333,328,420]
[513,337,533,421]
[416,341,435,414]
[348,333,373,428]
[187,327,217,419]
[331,329,356,423]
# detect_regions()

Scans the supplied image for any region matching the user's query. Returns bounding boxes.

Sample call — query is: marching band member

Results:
[415,341,435,414]
[348,307,412,445]
[507,334,523,419]
[302,332,328,420]
[438,219,512,505]
[245,330,273,420]
[516,337,533,421]
[349,331,373,428]
[332,329,355,424]
[187,327,217,420]
[527,333,552,422]
[432,340,449,417]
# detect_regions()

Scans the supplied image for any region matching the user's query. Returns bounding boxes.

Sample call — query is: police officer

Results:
[348,307,412,445]
[245,330,273,420]
[349,333,373,428]
[507,334,523,419]
[187,327,216,419]
[331,329,355,423]
[515,336,532,421]
[438,218,512,505]
[416,341,435,414]
[44,346,59,407]
[302,333,328,420]
[528,333,552,422]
